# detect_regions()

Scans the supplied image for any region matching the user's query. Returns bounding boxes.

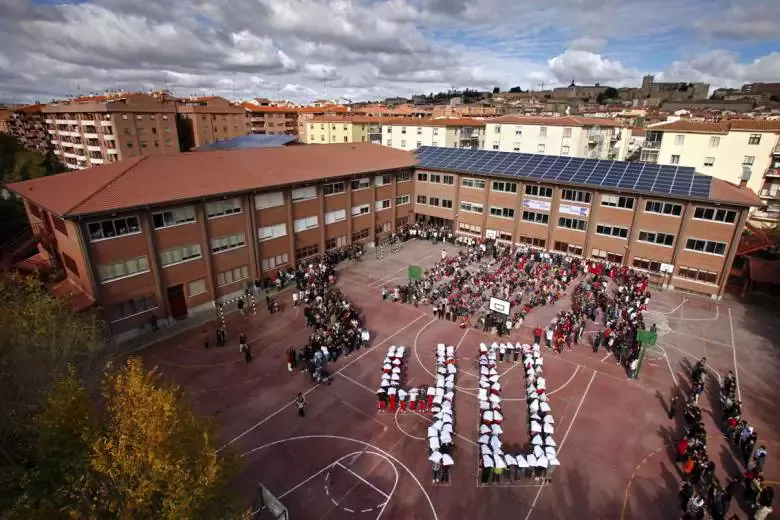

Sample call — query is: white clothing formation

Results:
[428,343,458,473]
[477,342,509,476]
[379,345,406,393]
[524,342,560,475]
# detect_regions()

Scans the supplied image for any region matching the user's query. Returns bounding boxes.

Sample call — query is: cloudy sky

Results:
[1,0,779,104]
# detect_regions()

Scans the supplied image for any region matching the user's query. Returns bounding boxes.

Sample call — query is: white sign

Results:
[489,297,511,316]
[485,229,497,239]
[522,199,551,212]
[660,263,674,273]
[558,204,590,217]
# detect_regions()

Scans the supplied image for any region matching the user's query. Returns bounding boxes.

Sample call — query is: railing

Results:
[752,209,780,222]
[643,141,662,150]
[774,143,780,155]
[765,167,780,178]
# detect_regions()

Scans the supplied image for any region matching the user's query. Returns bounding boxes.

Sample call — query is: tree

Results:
[596,87,620,105]
[509,86,523,93]
[492,87,500,94]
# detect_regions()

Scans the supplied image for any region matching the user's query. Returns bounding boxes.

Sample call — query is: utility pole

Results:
[538,81,545,92]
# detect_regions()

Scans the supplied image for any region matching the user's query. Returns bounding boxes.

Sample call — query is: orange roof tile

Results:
[14,104,47,114]
[297,105,349,114]
[8,144,415,217]
[488,115,623,127]
[382,118,485,127]
[630,127,647,137]
[309,115,396,124]
[709,178,763,206]
[653,119,780,133]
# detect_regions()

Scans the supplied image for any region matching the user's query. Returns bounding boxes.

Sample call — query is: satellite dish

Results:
[741,166,752,181]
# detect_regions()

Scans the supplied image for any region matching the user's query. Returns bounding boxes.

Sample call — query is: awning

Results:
[737,223,774,256]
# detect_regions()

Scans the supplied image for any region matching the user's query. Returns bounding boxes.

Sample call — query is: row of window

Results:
[672,133,763,147]
[415,195,454,209]
[417,172,455,185]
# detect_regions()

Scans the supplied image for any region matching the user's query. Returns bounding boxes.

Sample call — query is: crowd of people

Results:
[427,344,458,484]
[675,357,773,520]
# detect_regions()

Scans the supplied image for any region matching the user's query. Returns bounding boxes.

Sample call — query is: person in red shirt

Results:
[676,438,689,462]
[534,326,542,345]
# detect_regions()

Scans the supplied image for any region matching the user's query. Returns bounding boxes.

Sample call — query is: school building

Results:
[8,143,760,341]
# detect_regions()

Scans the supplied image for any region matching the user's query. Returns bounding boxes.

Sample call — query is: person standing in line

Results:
[629,357,639,379]
[669,393,679,420]
[238,298,245,317]
[296,393,307,417]
[239,333,252,363]
[292,291,299,307]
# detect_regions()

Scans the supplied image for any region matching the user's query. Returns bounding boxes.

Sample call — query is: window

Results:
[217,265,249,286]
[563,128,572,138]
[518,235,546,249]
[678,266,718,284]
[601,195,634,209]
[401,140,406,148]
[441,199,453,209]
[432,141,438,147]
[442,175,454,185]
[591,249,623,263]
[429,174,441,183]
[458,223,481,235]
[704,157,715,167]
[525,185,553,198]
[490,206,515,219]
[258,223,287,241]
[152,207,196,229]
[492,181,518,193]
[188,278,207,297]
[417,127,423,135]
[645,200,682,216]
[685,238,727,255]
[292,186,317,201]
[295,244,320,259]
[461,178,485,189]
[522,211,549,224]
[211,233,246,253]
[322,182,345,196]
[326,235,347,250]
[294,216,319,231]
[88,216,141,241]
[693,207,737,223]
[205,198,242,218]
[262,253,289,271]
[97,256,150,283]
[460,201,483,214]
[417,172,428,182]
[558,217,587,231]
[492,143,499,150]
[674,135,685,145]
[255,191,285,209]
[375,174,391,186]
[632,257,662,273]
[395,195,410,206]
[561,189,592,204]
[513,144,520,152]
[515,126,522,136]
[494,125,501,134]
[352,228,369,241]
[498,231,512,242]
[107,295,156,322]
[743,156,755,166]
[398,171,412,182]
[748,134,761,145]
[709,136,720,148]
[375,199,391,211]
[539,127,547,137]
[595,224,628,239]
[537,144,546,153]
[352,204,370,216]
[62,253,79,275]
[160,244,202,267]
[638,231,675,246]
[416,195,427,205]
[670,154,680,165]
[401,127,406,134]
[553,241,583,256]
[51,217,68,237]
[561,145,570,155]
[324,209,346,224]
[429,197,440,206]
[351,178,370,190]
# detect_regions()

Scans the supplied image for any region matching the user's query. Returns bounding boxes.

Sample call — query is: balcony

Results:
[90,158,105,165]
[47,129,56,135]
[53,150,62,155]
[760,188,780,200]
[83,132,99,139]
[106,148,118,154]
[55,119,73,125]
[87,145,102,152]
[643,141,662,150]
[61,142,74,148]
[45,119,54,124]
[50,139,60,145]
[103,133,116,140]
[76,154,87,161]
[80,120,97,126]
[63,152,77,159]
[72,143,84,149]
[587,133,603,143]
[766,167,780,179]
[752,208,780,222]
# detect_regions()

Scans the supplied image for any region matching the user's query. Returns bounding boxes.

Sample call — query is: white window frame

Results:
[211,233,246,254]
[350,177,370,191]
[684,238,727,256]
[324,209,346,224]
[375,199,391,211]
[709,136,720,148]
[187,278,207,297]
[206,198,242,219]
[159,244,202,267]
[595,224,629,239]
[674,134,685,145]
[703,157,715,167]
[258,223,287,241]
[396,195,410,206]
[292,186,317,202]
[460,201,484,214]
[151,207,195,230]
[255,191,284,209]
[600,195,634,209]
[352,204,370,216]
[294,216,319,232]
[217,265,249,287]
[637,230,675,247]
[461,178,485,189]
[97,256,150,283]
[322,182,345,196]
[262,253,289,271]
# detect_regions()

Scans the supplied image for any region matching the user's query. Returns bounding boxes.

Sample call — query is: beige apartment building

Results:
[383,119,486,150]
[43,93,179,170]
[641,119,780,224]
[9,104,51,153]
[174,96,249,150]
[306,116,392,145]
[242,104,299,136]
[296,105,349,143]
[484,116,631,160]
[0,109,10,134]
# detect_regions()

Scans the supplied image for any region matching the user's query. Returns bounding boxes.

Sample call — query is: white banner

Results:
[558,204,590,217]
[522,199,551,212]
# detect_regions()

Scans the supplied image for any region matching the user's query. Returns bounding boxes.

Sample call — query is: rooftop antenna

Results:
[538,81,545,91]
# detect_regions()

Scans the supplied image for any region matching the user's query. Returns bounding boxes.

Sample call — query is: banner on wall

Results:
[522,199,551,211]
[558,204,590,217]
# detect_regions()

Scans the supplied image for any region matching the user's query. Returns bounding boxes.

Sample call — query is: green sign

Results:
[636,329,657,346]
[408,265,422,281]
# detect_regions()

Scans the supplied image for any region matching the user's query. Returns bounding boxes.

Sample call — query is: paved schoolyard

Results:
[134,240,780,520]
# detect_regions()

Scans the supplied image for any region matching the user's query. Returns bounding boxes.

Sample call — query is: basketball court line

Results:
[217,313,427,452]
[334,461,391,499]
[728,307,742,404]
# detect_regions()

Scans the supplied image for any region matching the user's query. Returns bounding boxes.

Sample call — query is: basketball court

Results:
[135,239,780,519]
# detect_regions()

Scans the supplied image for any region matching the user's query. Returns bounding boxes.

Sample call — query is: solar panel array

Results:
[196,134,298,151]
[416,147,712,200]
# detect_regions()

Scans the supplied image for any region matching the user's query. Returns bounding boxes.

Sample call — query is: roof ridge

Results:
[66,156,148,215]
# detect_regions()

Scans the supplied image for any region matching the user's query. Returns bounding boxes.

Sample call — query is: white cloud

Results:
[0,0,778,104]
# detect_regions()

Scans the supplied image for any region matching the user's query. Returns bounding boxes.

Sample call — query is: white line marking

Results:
[454,328,470,352]
[394,406,426,441]
[600,352,611,363]
[339,372,376,394]
[242,435,435,520]
[410,409,479,447]
[657,345,679,386]
[728,307,741,403]
[335,462,391,498]
[368,252,439,287]
[217,313,427,452]
[524,371,596,520]
[344,507,354,513]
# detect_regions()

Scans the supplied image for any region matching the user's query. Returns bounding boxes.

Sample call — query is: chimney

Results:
[739,177,748,188]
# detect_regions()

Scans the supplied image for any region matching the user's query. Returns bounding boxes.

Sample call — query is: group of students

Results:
[427,344,458,484]
[376,345,408,412]
[676,358,773,519]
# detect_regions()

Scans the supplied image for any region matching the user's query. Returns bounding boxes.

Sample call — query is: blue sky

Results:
[1,0,779,102]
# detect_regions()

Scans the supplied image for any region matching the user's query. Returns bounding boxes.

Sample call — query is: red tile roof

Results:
[709,179,763,207]
[488,115,623,127]
[309,115,397,124]
[8,143,415,217]
[653,119,780,133]
[242,103,349,114]
[14,104,47,114]
[383,118,485,127]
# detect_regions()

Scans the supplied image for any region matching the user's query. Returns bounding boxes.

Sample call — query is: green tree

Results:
[509,86,523,93]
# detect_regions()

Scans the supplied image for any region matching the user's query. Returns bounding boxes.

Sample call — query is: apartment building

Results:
[9,104,50,153]
[0,109,10,134]
[415,146,758,299]
[174,96,249,151]
[306,116,394,145]
[296,105,349,143]
[641,119,780,223]
[8,143,415,341]
[383,119,486,151]
[42,93,178,170]
[484,116,631,160]
[242,104,299,136]
[433,104,502,119]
